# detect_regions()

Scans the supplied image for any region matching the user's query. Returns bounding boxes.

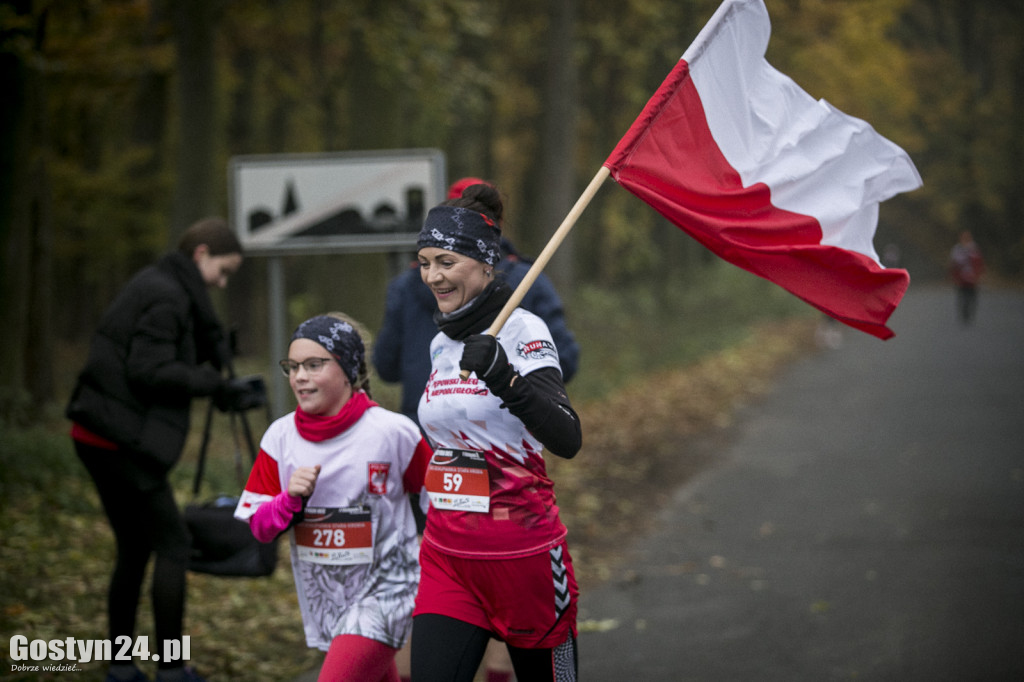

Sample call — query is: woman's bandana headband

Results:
[291,315,364,385]
[417,206,501,266]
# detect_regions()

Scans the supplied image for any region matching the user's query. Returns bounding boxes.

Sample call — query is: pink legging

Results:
[318,634,400,682]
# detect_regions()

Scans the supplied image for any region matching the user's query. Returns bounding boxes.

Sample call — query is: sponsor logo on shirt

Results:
[516,339,556,361]
[430,450,460,465]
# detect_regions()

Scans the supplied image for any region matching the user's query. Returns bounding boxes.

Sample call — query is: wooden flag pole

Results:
[460,165,611,379]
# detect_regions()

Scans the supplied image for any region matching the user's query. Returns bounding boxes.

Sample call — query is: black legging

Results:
[957,283,978,324]
[411,614,578,682]
[76,442,190,670]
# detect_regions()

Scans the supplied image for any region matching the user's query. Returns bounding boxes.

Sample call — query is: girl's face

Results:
[194,245,243,289]
[417,247,492,314]
[286,338,352,416]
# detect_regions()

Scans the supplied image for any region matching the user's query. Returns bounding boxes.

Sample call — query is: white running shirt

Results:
[234,406,427,650]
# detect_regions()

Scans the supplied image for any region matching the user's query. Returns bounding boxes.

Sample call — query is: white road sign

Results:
[229,149,446,255]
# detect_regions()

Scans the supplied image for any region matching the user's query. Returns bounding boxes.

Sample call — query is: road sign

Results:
[229,149,446,255]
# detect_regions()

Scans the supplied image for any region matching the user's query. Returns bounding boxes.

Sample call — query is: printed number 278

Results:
[443,472,463,492]
[313,529,345,547]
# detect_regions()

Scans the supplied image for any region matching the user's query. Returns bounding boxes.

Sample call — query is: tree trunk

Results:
[24,136,55,405]
[538,0,577,293]
[23,17,54,404]
[133,1,171,174]
[0,1,34,398]
[171,0,219,240]
[346,2,399,149]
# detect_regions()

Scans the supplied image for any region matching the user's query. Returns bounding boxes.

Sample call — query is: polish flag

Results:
[603,0,921,339]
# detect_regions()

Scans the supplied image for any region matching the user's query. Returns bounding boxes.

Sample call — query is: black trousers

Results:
[76,441,190,670]
[411,613,578,682]
[957,283,978,324]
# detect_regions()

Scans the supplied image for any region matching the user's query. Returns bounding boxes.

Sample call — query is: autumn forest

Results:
[2,0,1022,406]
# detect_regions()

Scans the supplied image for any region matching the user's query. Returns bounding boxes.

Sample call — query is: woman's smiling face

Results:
[417,247,491,314]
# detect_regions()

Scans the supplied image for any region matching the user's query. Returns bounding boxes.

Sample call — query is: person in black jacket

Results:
[66,217,247,682]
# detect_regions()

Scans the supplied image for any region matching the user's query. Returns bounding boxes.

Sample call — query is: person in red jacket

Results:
[949,230,985,324]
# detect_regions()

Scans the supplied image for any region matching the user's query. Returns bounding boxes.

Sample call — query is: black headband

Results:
[417,206,501,266]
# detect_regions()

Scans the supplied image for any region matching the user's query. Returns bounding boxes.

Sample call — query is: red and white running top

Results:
[417,307,568,560]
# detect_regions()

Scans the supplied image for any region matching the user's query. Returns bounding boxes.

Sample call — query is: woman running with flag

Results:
[409,184,582,682]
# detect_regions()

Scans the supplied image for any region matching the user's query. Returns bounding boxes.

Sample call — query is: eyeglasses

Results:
[279,357,335,377]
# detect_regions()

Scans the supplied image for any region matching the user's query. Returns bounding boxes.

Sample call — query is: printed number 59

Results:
[443,472,463,492]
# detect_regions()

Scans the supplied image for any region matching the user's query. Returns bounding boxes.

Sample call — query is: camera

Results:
[216,375,268,413]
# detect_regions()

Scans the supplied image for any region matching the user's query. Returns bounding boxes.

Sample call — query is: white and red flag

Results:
[604,0,921,339]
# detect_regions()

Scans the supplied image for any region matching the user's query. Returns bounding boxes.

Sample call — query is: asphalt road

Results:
[575,285,1024,681]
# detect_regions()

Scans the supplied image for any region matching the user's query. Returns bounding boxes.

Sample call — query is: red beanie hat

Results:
[446,176,490,200]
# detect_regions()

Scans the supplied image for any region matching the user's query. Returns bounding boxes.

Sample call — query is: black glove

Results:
[460,334,516,393]
[213,376,267,413]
